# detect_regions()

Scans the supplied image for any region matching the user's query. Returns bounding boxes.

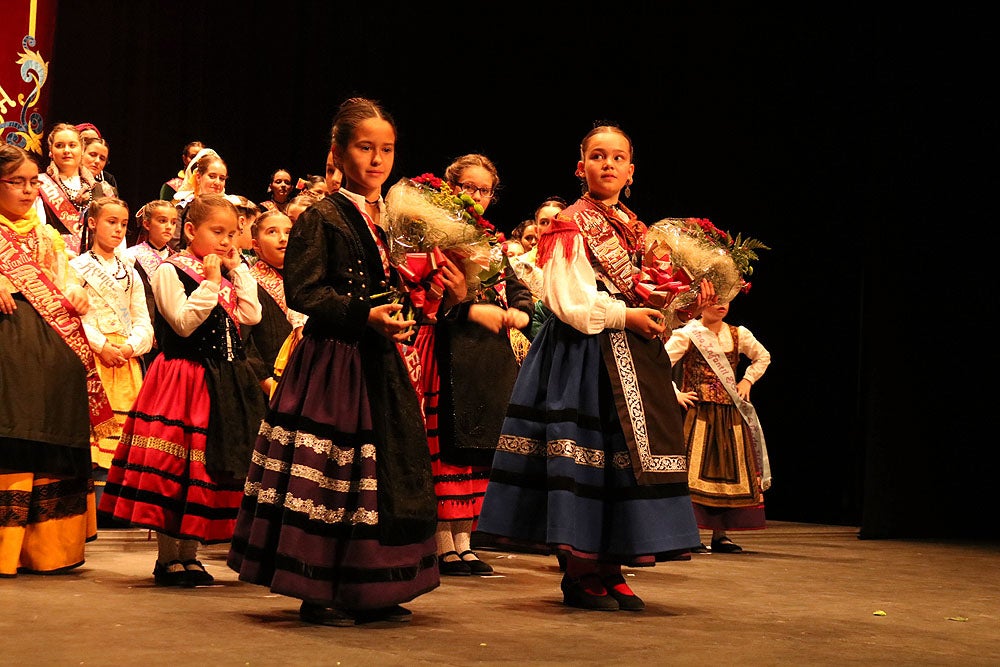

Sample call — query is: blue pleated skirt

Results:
[477,317,700,565]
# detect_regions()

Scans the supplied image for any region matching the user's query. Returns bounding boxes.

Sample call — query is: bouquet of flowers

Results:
[645,217,769,317]
[383,173,502,319]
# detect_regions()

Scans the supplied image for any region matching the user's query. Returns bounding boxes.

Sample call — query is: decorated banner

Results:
[1,0,57,154]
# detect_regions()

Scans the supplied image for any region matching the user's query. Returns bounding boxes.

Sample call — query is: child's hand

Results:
[203,254,222,285]
[368,303,416,342]
[220,246,241,272]
[64,285,90,315]
[625,307,666,339]
[736,378,752,401]
[503,308,530,330]
[98,342,127,367]
[440,257,467,308]
[0,287,16,315]
[119,344,134,360]
[676,389,698,409]
[468,303,507,333]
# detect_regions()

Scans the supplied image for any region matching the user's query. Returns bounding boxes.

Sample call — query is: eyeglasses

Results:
[0,177,41,190]
[458,182,494,198]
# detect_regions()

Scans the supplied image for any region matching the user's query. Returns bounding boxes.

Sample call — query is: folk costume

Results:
[666,319,771,532]
[35,164,96,256]
[413,271,532,535]
[477,196,701,564]
[242,258,306,395]
[70,249,153,494]
[228,190,439,612]
[98,252,265,544]
[1,207,116,576]
[125,240,176,372]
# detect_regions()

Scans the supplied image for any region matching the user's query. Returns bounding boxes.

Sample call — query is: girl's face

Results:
[700,301,730,325]
[185,208,239,259]
[82,143,109,177]
[88,204,129,254]
[269,170,292,201]
[144,205,178,249]
[196,159,228,195]
[519,224,539,251]
[49,130,82,174]
[578,131,634,202]
[534,204,562,236]
[0,159,40,220]
[334,117,395,196]
[452,165,495,212]
[252,213,293,268]
[306,181,328,199]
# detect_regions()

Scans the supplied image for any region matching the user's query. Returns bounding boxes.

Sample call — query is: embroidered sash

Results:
[166,253,240,327]
[37,173,84,252]
[0,225,116,439]
[129,242,171,281]
[71,253,132,333]
[250,259,287,314]
[685,321,771,490]
[567,197,642,306]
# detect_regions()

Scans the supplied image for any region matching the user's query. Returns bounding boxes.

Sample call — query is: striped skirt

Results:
[477,317,700,565]
[228,336,439,610]
[414,326,489,524]
[0,471,96,576]
[98,356,246,543]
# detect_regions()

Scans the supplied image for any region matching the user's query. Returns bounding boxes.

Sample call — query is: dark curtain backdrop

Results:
[45,3,996,538]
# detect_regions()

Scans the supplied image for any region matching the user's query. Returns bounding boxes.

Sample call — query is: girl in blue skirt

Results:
[477,123,712,611]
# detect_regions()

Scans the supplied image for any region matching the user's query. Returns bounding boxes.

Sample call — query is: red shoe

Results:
[602,574,645,611]
[560,574,619,611]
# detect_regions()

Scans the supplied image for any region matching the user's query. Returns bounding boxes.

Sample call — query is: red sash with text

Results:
[0,225,116,439]
[37,173,84,250]
[166,253,240,329]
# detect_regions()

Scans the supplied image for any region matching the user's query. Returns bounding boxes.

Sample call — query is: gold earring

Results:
[624,179,632,198]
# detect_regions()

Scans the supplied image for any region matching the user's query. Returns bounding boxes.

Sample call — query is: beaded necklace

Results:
[90,249,132,292]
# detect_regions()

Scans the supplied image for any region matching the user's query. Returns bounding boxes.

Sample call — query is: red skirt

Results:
[98,357,244,543]
[414,326,489,524]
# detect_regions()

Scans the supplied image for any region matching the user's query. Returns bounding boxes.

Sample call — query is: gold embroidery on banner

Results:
[608,331,688,473]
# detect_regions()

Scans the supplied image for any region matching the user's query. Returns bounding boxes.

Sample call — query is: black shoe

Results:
[181,559,215,586]
[556,553,567,572]
[690,543,711,554]
[153,560,188,587]
[560,574,619,611]
[353,604,413,624]
[459,550,494,575]
[602,574,645,611]
[438,551,472,576]
[299,601,355,627]
[711,537,744,553]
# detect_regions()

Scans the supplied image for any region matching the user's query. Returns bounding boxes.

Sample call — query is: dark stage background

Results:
[45,3,995,538]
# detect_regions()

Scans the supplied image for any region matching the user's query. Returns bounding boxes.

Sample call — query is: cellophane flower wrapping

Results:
[646,217,768,317]
[384,175,498,296]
